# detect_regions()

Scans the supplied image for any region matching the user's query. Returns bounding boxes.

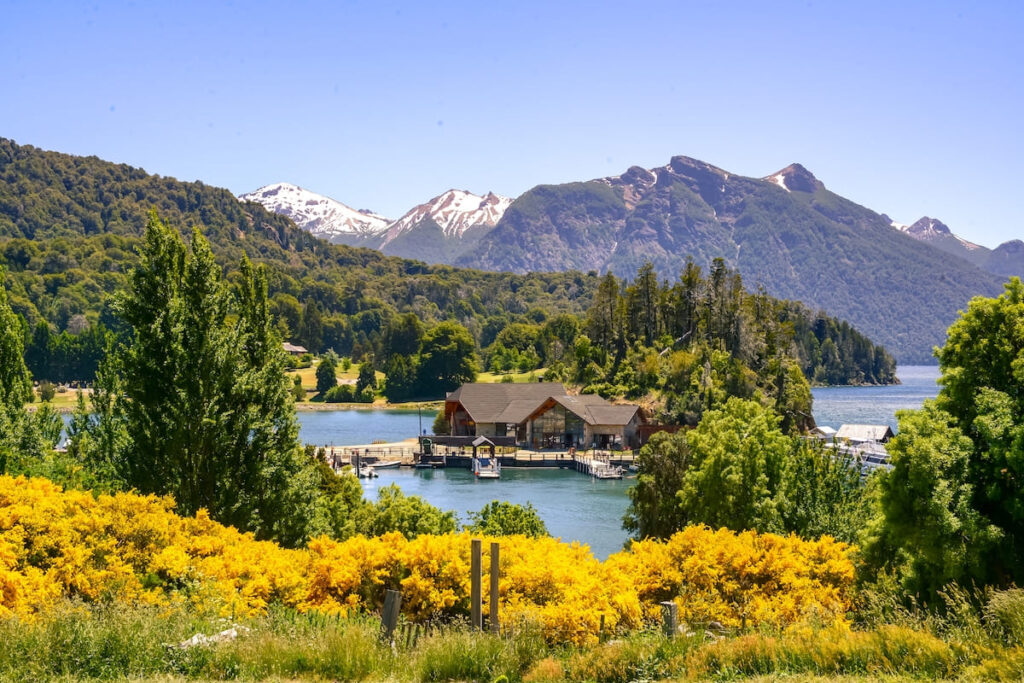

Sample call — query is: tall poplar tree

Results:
[87,213,318,545]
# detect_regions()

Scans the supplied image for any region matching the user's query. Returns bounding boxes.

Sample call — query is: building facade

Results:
[444,382,645,450]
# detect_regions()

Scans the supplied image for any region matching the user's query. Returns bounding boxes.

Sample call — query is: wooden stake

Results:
[489,541,500,633]
[381,589,402,640]
[660,600,678,638]
[471,538,482,630]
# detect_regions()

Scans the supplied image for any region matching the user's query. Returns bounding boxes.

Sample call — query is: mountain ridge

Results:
[456,156,1006,363]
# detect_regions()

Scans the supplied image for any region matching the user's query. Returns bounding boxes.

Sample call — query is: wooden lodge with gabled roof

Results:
[444,382,645,450]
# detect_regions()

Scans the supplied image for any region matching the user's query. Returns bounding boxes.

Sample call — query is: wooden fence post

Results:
[660,600,678,638]
[471,538,482,630]
[489,541,500,633]
[381,589,402,640]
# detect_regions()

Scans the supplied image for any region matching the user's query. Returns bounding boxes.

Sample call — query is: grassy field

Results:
[3,602,1022,681]
[477,368,548,383]
[289,360,548,407]
[29,388,87,412]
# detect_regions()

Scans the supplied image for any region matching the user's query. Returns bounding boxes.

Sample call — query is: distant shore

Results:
[37,396,444,415]
[295,400,443,412]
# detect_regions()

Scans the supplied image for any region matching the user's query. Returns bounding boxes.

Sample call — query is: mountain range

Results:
[240,183,511,263]
[246,160,1017,364]
[893,216,1024,277]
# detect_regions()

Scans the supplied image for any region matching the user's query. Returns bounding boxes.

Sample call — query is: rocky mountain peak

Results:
[994,239,1024,255]
[238,182,390,238]
[379,189,512,245]
[764,163,823,193]
[907,216,952,237]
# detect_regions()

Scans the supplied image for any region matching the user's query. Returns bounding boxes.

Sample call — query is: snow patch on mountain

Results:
[380,189,512,245]
[901,216,984,251]
[239,183,390,238]
[770,173,790,192]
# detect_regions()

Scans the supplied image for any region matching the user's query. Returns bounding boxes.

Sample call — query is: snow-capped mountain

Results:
[239,183,390,243]
[901,216,984,252]
[380,190,512,247]
[892,216,990,268]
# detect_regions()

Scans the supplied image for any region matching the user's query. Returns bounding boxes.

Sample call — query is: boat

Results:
[373,460,402,469]
[357,466,378,479]
[473,456,501,479]
[593,464,624,480]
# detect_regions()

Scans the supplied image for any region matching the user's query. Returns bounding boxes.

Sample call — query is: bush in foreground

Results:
[0,475,854,645]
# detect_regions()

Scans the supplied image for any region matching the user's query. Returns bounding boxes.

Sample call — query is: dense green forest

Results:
[1,138,893,397]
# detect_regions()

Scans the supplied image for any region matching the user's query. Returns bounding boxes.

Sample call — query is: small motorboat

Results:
[374,460,402,469]
[473,456,501,479]
[356,466,378,479]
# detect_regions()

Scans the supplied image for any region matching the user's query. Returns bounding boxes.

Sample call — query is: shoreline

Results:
[295,400,443,412]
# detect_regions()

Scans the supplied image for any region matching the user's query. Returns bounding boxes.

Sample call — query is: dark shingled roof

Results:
[448,383,642,427]
[446,383,567,423]
[586,404,641,425]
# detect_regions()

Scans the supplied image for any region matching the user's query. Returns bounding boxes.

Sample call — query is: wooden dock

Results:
[318,444,634,474]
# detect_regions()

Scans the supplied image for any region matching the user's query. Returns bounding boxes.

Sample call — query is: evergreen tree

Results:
[86,213,319,545]
[356,358,377,394]
[382,312,424,361]
[315,355,338,395]
[383,354,416,402]
[297,299,323,353]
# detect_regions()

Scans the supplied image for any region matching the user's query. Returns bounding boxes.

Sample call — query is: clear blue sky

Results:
[2,1,1021,246]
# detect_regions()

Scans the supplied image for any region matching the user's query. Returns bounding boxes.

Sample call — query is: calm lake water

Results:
[59,367,941,558]
[290,365,942,558]
[810,365,941,431]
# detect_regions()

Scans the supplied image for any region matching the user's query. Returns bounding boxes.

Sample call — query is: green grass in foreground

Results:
[4,602,1024,682]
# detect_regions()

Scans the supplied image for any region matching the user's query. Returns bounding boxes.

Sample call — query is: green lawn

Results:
[477,368,547,383]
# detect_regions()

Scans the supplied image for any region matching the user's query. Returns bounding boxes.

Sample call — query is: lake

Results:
[59,367,942,558]
[293,365,942,558]
[810,365,940,431]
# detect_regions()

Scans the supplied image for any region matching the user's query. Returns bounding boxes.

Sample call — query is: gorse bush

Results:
[0,475,855,645]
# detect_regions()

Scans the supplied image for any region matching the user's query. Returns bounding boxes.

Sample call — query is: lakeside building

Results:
[444,382,645,450]
[835,424,894,444]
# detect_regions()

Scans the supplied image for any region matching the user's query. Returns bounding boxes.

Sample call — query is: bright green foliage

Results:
[936,278,1024,572]
[416,321,478,395]
[356,360,377,394]
[867,402,997,598]
[625,396,869,541]
[383,354,417,401]
[357,484,458,538]
[315,356,337,395]
[292,374,306,402]
[432,408,450,435]
[0,266,62,472]
[679,398,791,533]
[466,500,549,538]
[575,260,893,429]
[865,279,1024,595]
[382,312,424,361]
[85,213,320,546]
[624,430,691,540]
[0,267,32,410]
[784,438,870,543]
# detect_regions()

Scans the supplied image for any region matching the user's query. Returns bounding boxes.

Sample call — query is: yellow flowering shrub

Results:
[0,476,855,642]
[607,525,855,629]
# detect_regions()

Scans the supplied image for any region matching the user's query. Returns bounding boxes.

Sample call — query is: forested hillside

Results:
[0,138,595,351]
[462,158,1004,363]
[0,138,892,394]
